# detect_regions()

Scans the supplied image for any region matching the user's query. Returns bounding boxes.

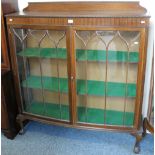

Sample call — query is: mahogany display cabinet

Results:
[6,2,150,153]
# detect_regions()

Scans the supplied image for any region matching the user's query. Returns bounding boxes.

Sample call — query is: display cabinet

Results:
[6,2,150,153]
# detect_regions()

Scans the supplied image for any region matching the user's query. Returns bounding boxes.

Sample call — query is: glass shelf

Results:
[22,76,136,97]
[26,101,134,126]
[17,48,139,63]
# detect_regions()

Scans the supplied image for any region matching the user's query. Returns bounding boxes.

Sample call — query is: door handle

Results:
[70,76,74,80]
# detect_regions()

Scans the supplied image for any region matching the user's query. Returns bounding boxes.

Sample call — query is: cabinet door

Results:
[75,30,140,127]
[12,28,69,121]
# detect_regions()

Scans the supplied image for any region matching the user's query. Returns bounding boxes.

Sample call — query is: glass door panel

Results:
[75,30,140,127]
[75,31,106,124]
[13,28,69,121]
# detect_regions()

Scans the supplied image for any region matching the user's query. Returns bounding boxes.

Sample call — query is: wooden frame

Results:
[6,2,150,153]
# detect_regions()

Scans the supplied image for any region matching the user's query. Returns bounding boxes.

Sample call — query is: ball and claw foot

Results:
[19,128,24,135]
[17,114,25,135]
[133,143,140,154]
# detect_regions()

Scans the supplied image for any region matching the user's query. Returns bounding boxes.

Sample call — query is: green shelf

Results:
[17,48,139,63]
[22,76,68,93]
[77,107,134,126]
[22,76,136,97]
[18,48,66,59]
[76,49,139,62]
[26,101,134,126]
[26,101,69,121]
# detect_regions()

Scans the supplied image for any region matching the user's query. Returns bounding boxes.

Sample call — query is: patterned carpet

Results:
[1,121,154,155]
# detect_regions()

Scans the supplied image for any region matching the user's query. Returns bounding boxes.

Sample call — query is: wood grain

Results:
[6,17,150,28]
[23,2,147,15]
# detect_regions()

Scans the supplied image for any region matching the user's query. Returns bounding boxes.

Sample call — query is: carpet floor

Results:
[1,121,154,155]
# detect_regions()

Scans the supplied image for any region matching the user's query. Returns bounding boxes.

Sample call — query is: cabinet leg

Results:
[142,118,147,137]
[133,141,140,154]
[18,121,24,135]
[131,133,142,154]
[16,114,25,135]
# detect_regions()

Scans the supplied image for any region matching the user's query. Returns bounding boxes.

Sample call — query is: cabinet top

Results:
[6,1,150,18]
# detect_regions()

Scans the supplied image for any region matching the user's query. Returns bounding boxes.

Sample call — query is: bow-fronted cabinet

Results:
[6,2,150,153]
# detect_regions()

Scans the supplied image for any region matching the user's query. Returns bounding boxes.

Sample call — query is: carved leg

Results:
[131,133,143,154]
[18,121,24,135]
[16,114,25,135]
[142,118,147,137]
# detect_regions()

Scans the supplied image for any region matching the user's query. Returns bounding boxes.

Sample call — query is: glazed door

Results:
[74,30,141,127]
[12,28,70,122]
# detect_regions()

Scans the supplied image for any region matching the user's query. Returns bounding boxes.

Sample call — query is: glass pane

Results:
[13,29,69,121]
[121,31,140,126]
[75,30,140,127]
[75,31,106,124]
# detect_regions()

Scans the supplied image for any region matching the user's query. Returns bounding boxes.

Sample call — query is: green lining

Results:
[22,76,136,97]
[18,48,66,59]
[25,101,134,126]
[26,101,69,120]
[22,76,68,93]
[17,48,139,62]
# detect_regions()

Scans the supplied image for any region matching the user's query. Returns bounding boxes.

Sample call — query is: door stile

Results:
[66,27,77,125]
[7,27,24,114]
[134,28,147,129]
